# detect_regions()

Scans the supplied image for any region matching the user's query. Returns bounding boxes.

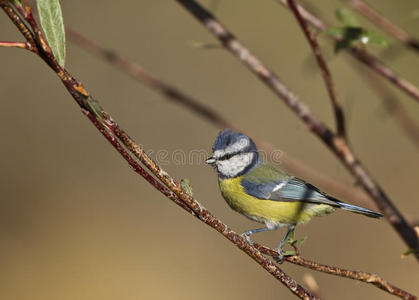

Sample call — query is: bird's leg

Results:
[241,227,269,245]
[241,222,279,245]
[275,225,296,263]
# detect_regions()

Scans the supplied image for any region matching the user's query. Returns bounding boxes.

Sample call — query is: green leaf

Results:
[342,26,364,41]
[282,250,296,257]
[363,30,388,46]
[327,26,387,52]
[324,26,363,39]
[296,236,308,248]
[324,26,347,37]
[328,26,363,52]
[336,8,358,26]
[328,9,387,52]
[285,229,296,245]
[36,0,66,67]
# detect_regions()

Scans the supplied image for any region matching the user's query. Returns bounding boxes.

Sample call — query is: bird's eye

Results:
[218,152,236,161]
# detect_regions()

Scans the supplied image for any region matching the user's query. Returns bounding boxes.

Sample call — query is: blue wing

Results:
[240,164,383,218]
[241,176,341,206]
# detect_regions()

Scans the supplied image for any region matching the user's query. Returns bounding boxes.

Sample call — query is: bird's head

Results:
[205,129,260,178]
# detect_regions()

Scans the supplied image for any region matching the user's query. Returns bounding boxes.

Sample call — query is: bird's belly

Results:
[219,177,334,225]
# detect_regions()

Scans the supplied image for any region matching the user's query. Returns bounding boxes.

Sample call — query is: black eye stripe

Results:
[218,152,239,161]
[218,150,254,161]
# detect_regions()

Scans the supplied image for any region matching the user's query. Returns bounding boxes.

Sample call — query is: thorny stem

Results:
[66,27,377,211]
[277,0,419,103]
[174,0,419,260]
[345,0,419,52]
[253,244,418,300]
[0,1,315,299]
[288,0,346,138]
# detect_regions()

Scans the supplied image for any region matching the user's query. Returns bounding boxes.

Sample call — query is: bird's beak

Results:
[205,156,216,165]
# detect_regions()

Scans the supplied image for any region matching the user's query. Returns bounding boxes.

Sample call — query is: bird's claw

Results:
[275,248,284,264]
[240,233,254,245]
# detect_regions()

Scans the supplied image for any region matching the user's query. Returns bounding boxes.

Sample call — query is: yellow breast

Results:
[218,177,334,225]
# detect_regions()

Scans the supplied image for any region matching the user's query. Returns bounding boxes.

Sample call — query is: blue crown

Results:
[212,129,258,154]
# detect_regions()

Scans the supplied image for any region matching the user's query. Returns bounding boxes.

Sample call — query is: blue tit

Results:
[205,129,383,261]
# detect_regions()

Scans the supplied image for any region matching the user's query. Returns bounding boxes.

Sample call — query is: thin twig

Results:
[0,40,33,50]
[0,2,316,299]
[277,0,419,103]
[174,0,419,260]
[253,244,418,300]
[66,27,377,211]
[288,0,346,137]
[345,0,419,52]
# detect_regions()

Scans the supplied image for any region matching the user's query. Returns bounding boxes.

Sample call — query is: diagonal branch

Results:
[345,0,419,52]
[277,0,419,104]
[253,244,418,300]
[288,0,346,137]
[66,27,377,211]
[174,0,419,260]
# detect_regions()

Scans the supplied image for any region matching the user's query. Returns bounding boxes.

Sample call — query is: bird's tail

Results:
[337,201,383,218]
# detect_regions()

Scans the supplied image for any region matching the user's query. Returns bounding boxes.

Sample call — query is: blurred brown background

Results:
[1,0,418,299]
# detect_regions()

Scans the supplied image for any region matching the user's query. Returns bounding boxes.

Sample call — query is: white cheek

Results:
[217,153,254,177]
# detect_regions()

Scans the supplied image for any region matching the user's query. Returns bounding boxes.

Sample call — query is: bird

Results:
[205,129,383,261]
